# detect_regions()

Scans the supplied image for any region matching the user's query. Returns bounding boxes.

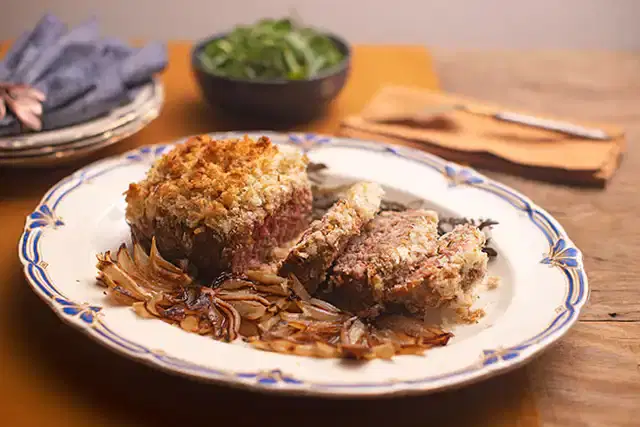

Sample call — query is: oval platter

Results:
[18,132,588,397]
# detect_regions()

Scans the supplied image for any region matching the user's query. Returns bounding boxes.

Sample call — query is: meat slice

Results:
[326,209,440,316]
[327,212,488,318]
[278,182,384,293]
[388,223,488,315]
[125,134,312,278]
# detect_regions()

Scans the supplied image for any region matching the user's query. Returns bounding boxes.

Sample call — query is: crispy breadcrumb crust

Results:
[390,223,488,316]
[125,134,310,237]
[124,135,312,276]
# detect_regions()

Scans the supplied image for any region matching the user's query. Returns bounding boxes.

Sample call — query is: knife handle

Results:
[494,111,611,141]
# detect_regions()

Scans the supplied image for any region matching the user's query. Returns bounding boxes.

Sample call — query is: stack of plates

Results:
[0,79,164,167]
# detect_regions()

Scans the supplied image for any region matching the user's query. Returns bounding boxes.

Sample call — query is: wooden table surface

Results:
[0,43,638,427]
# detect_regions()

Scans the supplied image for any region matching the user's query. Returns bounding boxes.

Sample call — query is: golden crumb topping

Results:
[125,135,310,235]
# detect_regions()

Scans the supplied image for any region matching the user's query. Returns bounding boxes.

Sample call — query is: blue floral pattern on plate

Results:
[288,133,331,152]
[28,204,64,229]
[481,348,521,365]
[541,238,580,268]
[126,144,170,162]
[444,164,485,187]
[55,298,102,324]
[237,369,304,385]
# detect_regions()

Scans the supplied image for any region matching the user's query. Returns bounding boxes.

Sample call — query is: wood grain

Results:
[432,49,640,426]
[433,50,640,322]
[528,322,640,427]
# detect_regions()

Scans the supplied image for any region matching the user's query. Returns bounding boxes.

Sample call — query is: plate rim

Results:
[0,82,164,158]
[0,79,162,150]
[0,87,164,167]
[18,131,589,397]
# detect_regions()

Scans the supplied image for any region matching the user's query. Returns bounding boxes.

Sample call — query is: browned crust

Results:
[125,134,310,237]
[387,224,488,313]
[125,134,312,278]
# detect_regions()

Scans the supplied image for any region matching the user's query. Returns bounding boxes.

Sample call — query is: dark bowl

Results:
[191,32,351,125]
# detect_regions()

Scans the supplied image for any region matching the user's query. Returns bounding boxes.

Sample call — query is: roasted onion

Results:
[96,239,453,359]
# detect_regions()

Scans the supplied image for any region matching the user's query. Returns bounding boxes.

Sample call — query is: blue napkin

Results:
[0,14,167,136]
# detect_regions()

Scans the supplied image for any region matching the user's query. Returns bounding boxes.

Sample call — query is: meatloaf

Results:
[125,134,312,278]
[388,223,488,314]
[278,181,384,293]
[327,211,488,317]
[326,209,440,316]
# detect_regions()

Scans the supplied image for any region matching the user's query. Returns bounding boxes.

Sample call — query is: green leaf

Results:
[199,16,345,80]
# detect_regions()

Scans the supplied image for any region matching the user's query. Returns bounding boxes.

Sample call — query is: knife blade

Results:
[458,105,612,141]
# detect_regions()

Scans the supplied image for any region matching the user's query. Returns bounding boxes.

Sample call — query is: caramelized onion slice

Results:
[217,279,253,291]
[246,270,287,286]
[132,301,156,319]
[180,315,200,332]
[228,300,268,320]
[214,298,242,341]
[341,317,367,345]
[308,298,342,314]
[97,251,153,301]
[258,313,280,333]
[253,284,289,297]
[288,274,311,301]
[369,342,396,360]
[239,319,260,338]
[149,239,190,280]
[96,241,454,360]
[217,290,270,305]
[297,300,346,322]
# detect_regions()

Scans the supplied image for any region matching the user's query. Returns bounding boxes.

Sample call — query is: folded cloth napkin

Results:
[0,14,167,136]
[339,85,625,187]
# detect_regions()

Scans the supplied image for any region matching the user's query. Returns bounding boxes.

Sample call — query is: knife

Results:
[369,103,614,141]
[457,104,612,141]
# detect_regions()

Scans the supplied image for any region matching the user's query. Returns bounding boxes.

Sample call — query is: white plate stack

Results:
[0,79,163,167]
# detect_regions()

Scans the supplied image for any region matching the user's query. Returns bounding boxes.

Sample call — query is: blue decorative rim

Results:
[18,132,588,396]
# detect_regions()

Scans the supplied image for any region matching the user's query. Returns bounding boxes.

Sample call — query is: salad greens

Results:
[198,18,345,80]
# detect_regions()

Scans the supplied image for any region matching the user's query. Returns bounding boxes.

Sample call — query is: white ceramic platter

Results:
[18,132,588,397]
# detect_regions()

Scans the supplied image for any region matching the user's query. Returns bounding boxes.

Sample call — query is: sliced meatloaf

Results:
[387,223,488,314]
[326,209,440,316]
[327,211,488,317]
[278,181,384,293]
[125,134,312,278]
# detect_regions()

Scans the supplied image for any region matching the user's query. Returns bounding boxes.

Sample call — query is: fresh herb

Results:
[198,18,345,80]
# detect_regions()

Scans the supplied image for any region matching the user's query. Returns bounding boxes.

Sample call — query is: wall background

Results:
[0,0,638,49]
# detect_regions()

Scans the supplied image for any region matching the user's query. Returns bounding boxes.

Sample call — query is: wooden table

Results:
[431,50,640,427]
[0,43,638,427]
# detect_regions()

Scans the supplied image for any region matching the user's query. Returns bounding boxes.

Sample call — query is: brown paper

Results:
[339,86,625,186]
